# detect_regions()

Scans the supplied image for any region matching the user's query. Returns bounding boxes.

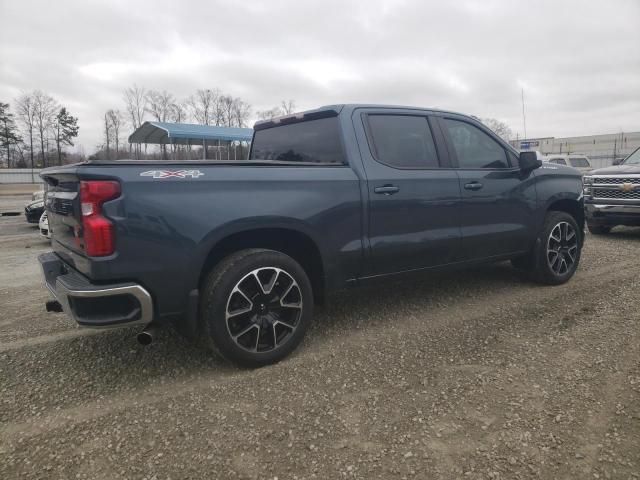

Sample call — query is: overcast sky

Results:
[1,0,639,152]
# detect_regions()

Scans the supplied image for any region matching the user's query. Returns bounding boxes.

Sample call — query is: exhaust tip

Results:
[137,324,159,346]
[137,331,153,346]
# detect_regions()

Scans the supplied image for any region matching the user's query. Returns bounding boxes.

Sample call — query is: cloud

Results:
[1,0,638,151]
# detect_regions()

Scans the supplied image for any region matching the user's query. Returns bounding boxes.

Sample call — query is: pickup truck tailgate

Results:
[41,169,84,258]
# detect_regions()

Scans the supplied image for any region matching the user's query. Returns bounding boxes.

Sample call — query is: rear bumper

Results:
[585,203,640,227]
[38,252,153,328]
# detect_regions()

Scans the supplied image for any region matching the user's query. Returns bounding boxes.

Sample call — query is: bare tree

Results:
[106,109,124,159]
[256,107,284,120]
[123,85,147,158]
[219,95,235,128]
[187,89,219,125]
[170,102,187,123]
[213,94,226,126]
[145,90,175,158]
[168,102,188,159]
[482,118,513,141]
[280,99,296,115]
[33,91,58,167]
[232,99,251,128]
[220,95,251,128]
[145,89,175,122]
[15,93,37,169]
[123,85,147,129]
[257,99,297,120]
[104,112,112,160]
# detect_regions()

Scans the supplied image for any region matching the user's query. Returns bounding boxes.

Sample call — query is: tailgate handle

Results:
[374,185,400,195]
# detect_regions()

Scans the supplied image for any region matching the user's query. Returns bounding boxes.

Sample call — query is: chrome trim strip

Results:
[590,174,640,178]
[592,198,640,203]
[586,204,640,213]
[592,183,640,188]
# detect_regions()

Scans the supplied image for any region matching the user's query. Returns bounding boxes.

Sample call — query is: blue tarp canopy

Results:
[128,121,253,145]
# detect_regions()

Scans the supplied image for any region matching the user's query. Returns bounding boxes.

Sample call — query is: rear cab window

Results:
[249,117,346,164]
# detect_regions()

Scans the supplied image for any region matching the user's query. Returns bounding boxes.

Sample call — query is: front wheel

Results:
[512,211,582,285]
[199,249,313,367]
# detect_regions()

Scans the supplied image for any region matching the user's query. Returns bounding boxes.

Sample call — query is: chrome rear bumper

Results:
[38,252,153,328]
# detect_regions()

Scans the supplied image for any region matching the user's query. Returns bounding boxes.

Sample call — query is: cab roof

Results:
[253,104,474,130]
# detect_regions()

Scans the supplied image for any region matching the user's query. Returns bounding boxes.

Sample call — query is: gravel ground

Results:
[1,197,639,480]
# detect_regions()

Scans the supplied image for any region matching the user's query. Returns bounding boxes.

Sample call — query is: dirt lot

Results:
[1,195,639,480]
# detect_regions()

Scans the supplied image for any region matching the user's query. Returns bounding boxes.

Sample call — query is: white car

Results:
[544,155,592,175]
[32,190,45,201]
[39,211,51,239]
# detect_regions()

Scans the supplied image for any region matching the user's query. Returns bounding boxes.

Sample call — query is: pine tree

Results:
[0,102,22,168]
[54,107,79,165]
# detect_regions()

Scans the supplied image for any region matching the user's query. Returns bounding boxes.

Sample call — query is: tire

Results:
[587,224,611,235]
[512,211,582,285]
[199,249,313,367]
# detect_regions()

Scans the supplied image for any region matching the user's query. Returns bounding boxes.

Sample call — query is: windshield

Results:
[623,147,640,165]
[569,157,590,168]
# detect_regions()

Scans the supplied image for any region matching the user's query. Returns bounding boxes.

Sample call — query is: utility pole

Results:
[521,88,527,140]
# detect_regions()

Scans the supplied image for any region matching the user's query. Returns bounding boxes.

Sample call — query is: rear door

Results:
[353,109,462,276]
[437,117,536,260]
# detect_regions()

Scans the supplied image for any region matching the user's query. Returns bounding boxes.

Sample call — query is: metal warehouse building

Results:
[510,131,640,169]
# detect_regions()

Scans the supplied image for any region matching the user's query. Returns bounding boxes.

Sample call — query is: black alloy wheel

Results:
[546,221,579,276]
[199,249,313,367]
[226,267,303,353]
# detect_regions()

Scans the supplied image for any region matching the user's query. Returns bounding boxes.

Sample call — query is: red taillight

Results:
[80,180,120,256]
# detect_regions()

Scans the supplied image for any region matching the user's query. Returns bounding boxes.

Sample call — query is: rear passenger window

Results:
[367,115,439,168]
[443,119,509,169]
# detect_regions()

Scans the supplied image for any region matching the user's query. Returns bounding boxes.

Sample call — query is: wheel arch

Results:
[196,224,327,304]
[546,197,585,232]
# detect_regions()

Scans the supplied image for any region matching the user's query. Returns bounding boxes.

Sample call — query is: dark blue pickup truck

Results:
[39,104,584,366]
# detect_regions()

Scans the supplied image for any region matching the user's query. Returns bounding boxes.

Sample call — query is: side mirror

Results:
[613,158,624,165]
[519,151,543,172]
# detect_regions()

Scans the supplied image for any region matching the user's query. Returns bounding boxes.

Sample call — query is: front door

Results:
[438,117,537,260]
[354,110,463,276]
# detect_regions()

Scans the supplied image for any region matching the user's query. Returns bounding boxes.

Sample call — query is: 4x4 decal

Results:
[140,170,204,179]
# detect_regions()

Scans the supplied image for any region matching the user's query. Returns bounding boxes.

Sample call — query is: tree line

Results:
[99,84,295,160]
[2,85,296,166]
[0,92,79,168]
[4,87,513,166]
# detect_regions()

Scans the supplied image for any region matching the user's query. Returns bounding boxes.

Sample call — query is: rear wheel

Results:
[199,249,313,367]
[511,211,582,285]
[587,224,611,235]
